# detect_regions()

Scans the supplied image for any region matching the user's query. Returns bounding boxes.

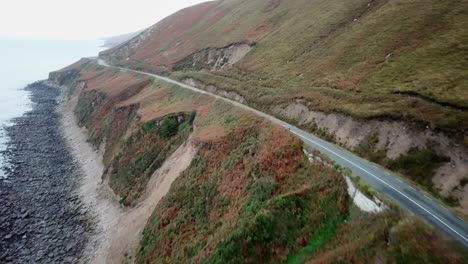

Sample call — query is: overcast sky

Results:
[0,0,211,40]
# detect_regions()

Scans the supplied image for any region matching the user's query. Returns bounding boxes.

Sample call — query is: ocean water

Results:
[0,39,105,178]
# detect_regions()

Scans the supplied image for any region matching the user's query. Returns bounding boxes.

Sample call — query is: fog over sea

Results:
[0,39,105,178]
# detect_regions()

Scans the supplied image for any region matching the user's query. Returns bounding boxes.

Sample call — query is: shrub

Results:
[159,117,179,138]
[143,121,156,133]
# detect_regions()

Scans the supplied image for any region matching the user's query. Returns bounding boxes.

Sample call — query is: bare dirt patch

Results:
[105,138,197,263]
[183,78,247,103]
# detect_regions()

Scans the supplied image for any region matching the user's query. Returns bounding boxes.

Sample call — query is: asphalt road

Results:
[96,59,468,247]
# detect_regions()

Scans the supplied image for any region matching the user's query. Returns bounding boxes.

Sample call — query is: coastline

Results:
[0,74,195,263]
[0,79,126,263]
[0,82,90,263]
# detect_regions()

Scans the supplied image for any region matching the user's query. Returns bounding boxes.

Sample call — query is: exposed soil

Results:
[106,138,197,263]
[183,78,246,103]
[0,82,91,263]
[173,43,253,72]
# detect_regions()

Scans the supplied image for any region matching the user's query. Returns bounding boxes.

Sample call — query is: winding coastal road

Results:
[96,59,468,247]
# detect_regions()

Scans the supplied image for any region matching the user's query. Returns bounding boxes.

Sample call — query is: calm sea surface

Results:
[0,39,105,178]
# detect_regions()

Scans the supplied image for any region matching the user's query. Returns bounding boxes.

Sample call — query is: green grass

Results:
[142,121,156,133]
[202,188,347,264]
[284,202,347,264]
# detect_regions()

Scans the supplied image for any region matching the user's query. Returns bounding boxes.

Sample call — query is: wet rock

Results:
[20,211,29,219]
[0,82,91,263]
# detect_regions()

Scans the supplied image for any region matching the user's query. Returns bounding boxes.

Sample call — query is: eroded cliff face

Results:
[272,100,468,212]
[182,77,247,103]
[173,43,253,71]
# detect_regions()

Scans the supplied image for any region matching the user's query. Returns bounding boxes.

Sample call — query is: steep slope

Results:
[50,59,467,263]
[100,0,468,213]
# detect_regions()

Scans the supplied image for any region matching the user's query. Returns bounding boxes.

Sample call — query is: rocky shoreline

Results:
[0,82,91,263]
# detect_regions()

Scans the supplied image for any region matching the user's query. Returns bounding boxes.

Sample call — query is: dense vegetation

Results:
[136,120,349,263]
[135,117,466,263]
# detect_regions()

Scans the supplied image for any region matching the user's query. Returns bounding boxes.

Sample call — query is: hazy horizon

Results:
[0,0,210,40]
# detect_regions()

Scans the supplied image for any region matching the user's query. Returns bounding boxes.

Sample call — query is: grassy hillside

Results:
[53,60,467,262]
[101,0,468,133]
[99,0,468,213]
